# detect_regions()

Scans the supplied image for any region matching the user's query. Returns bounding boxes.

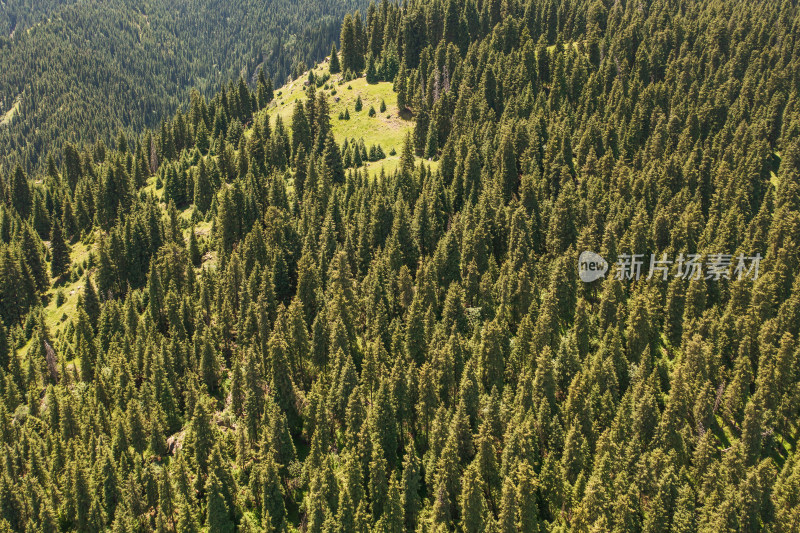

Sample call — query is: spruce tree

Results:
[401,444,421,531]
[49,219,70,279]
[20,224,49,293]
[30,194,51,240]
[329,42,341,74]
[9,164,32,219]
[206,473,235,533]
[82,277,100,330]
[265,76,274,105]
[0,321,8,370]
[340,14,359,74]
[189,228,202,267]
[260,452,287,529]
[195,120,210,155]
[291,102,312,157]
[413,104,429,156]
[199,334,218,393]
[396,64,408,111]
[193,158,212,213]
[366,54,378,83]
[323,133,345,185]
[460,462,488,533]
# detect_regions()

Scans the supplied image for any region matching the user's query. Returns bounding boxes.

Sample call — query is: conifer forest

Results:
[1,0,800,531]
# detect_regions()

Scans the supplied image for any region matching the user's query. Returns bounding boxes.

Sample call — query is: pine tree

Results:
[74,463,92,532]
[195,120,210,155]
[63,142,83,190]
[323,133,345,185]
[516,464,540,532]
[9,164,32,219]
[413,104,429,156]
[401,444,421,531]
[482,67,497,112]
[369,445,390,521]
[291,102,312,157]
[260,452,287,530]
[206,473,235,533]
[329,43,341,74]
[199,334,218,393]
[50,219,70,279]
[399,131,416,183]
[340,14,359,74]
[0,321,8,370]
[495,131,518,203]
[30,193,51,240]
[366,54,378,83]
[216,185,240,254]
[193,158,212,213]
[20,224,49,293]
[460,462,488,533]
[498,477,518,533]
[82,277,100,330]
[61,198,78,242]
[396,64,408,112]
[267,331,300,432]
[237,76,253,123]
[189,228,202,267]
[377,476,404,533]
[257,68,274,109]
[425,119,438,158]
[292,148,308,205]
[190,398,215,476]
[264,76,274,105]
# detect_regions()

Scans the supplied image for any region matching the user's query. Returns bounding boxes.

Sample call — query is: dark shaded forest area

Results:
[0,0,364,173]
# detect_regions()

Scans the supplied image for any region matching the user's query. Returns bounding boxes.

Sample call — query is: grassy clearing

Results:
[1,97,21,127]
[27,59,436,357]
[267,61,331,126]
[36,238,93,350]
[266,59,433,177]
[142,173,165,200]
[37,60,428,339]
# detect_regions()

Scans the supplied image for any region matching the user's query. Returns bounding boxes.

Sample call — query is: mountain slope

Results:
[0,0,365,173]
[1,0,800,531]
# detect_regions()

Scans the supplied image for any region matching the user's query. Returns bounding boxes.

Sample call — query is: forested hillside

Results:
[0,0,364,173]
[2,0,800,531]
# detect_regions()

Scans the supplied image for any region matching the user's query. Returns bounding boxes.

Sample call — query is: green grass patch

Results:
[0,96,21,127]
[266,60,432,177]
[25,237,95,354]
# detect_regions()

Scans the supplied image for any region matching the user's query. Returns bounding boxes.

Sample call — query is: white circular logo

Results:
[579,251,608,282]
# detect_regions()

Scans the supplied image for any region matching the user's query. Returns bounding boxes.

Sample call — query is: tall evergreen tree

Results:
[49,219,70,279]
[193,158,212,213]
[9,165,32,219]
[329,42,341,74]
